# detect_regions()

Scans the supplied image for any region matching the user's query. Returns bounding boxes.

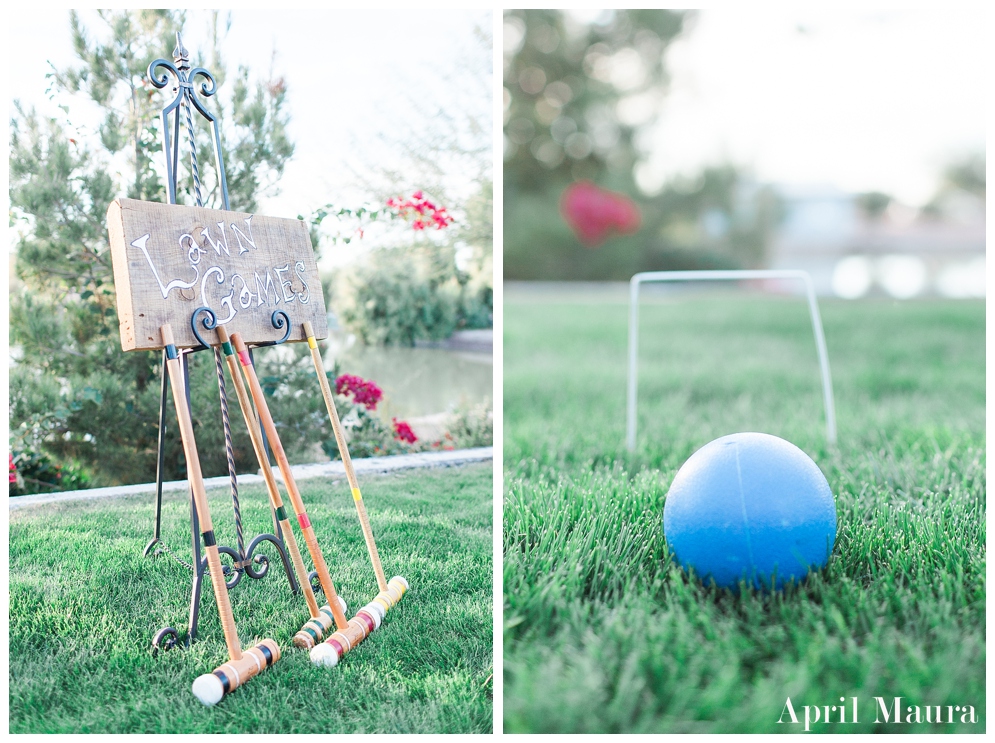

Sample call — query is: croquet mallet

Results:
[302,320,389,592]
[214,324,341,649]
[299,321,410,668]
[160,324,280,706]
[230,332,404,668]
[228,332,350,631]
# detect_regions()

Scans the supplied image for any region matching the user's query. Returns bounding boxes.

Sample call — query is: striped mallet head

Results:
[309,577,409,668]
[191,639,281,706]
[292,596,347,650]
[370,576,409,616]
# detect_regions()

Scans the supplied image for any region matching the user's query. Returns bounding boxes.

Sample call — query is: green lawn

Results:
[504,291,985,733]
[9,463,493,733]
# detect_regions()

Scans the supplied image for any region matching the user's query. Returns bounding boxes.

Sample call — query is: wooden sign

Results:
[107,198,327,351]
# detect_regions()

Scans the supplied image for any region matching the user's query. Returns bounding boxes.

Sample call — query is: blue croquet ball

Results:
[663,432,836,590]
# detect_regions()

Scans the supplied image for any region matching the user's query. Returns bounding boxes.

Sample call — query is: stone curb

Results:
[9,447,494,511]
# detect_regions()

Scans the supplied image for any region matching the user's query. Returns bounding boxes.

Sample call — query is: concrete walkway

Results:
[9,447,493,511]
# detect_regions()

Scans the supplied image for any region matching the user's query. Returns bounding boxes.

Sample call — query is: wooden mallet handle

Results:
[229,332,349,631]
[302,321,388,592]
[215,324,321,621]
[217,328,342,648]
[160,324,243,663]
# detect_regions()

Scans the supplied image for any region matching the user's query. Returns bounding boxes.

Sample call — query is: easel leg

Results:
[147,335,300,651]
[187,482,204,645]
[144,348,170,557]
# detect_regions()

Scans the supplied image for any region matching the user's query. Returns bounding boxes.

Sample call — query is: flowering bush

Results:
[385,191,454,231]
[313,188,491,347]
[335,374,383,411]
[392,418,417,444]
[560,180,641,247]
[431,432,456,451]
[311,190,454,244]
[8,448,90,496]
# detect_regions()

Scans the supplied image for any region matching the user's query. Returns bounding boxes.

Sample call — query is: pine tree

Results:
[9,10,294,491]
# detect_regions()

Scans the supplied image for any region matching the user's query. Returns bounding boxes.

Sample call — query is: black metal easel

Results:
[143,33,300,652]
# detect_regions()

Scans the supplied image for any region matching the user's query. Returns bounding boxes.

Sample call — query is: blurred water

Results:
[323,333,492,418]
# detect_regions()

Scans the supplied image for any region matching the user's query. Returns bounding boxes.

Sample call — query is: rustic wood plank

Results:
[107,198,328,350]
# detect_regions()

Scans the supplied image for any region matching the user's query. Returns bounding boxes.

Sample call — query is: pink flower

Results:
[335,374,383,410]
[560,181,641,247]
[9,453,16,485]
[386,191,454,231]
[392,418,417,444]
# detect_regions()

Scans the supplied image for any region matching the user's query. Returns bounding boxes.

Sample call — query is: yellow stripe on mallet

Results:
[302,320,388,593]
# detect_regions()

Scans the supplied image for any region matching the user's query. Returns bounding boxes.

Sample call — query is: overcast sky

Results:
[638,8,986,205]
[8,8,986,218]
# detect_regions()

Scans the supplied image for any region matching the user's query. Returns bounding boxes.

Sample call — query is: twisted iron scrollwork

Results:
[190,305,218,350]
[146,33,230,210]
[191,307,293,349]
[147,59,218,111]
[200,546,245,590]
[244,533,298,584]
[254,310,293,347]
[152,626,181,655]
[145,31,301,654]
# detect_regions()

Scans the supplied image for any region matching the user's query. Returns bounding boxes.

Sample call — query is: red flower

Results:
[335,374,383,410]
[9,453,17,485]
[560,181,641,247]
[392,418,417,444]
[386,191,454,231]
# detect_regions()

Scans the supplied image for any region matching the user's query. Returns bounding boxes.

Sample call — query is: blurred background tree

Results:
[9,9,295,491]
[503,9,782,280]
[920,151,985,222]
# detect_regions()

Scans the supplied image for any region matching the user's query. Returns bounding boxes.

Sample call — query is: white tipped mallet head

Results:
[361,605,382,629]
[389,576,409,591]
[365,601,386,622]
[310,643,339,668]
[192,673,225,706]
[320,597,348,619]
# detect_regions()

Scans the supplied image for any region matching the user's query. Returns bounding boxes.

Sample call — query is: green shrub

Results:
[334,260,456,346]
[458,282,494,330]
[332,247,493,346]
[443,398,493,449]
[9,448,90,495]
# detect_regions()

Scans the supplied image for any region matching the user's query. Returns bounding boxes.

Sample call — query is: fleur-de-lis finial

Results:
[173,32,190,72]
[149,29,230,210]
